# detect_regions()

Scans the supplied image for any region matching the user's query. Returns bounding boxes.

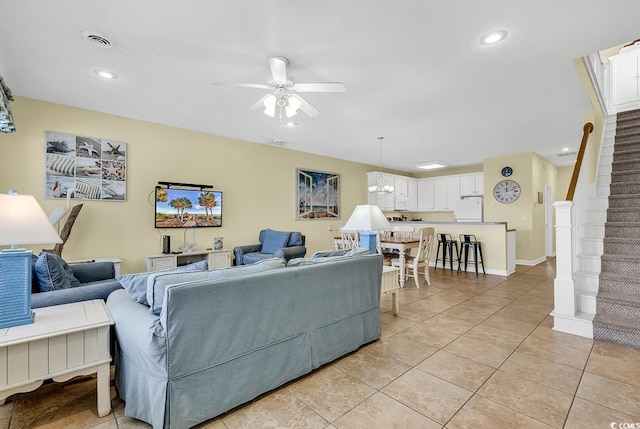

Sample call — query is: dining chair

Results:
[328,225,343,250]
[391,227,435,288]
[340,228,360,250]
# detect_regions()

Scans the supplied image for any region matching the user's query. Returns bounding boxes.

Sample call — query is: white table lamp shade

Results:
[343,204,391,231]
[0,193,62,246]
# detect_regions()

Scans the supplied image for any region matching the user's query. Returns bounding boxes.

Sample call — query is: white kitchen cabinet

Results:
[460,173,484,196]
[394,177,409,197]
[433,177,460,211]
[417,179,435,211]
[407,178,418,211]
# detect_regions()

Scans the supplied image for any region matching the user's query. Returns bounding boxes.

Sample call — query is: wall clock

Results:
[493,179,521,204]
[501,166,513,177]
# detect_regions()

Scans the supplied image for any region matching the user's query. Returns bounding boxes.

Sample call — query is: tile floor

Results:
[2,259,640,428]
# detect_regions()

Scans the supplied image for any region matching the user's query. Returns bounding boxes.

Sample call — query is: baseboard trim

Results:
[551,310,594,338]
[515,256,547,266]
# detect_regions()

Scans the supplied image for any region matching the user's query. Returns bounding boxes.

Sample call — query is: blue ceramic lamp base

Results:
[0,249,36,329]
[359,231,378,255]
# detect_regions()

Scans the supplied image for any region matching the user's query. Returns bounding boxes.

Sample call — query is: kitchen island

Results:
[388,221,515,276]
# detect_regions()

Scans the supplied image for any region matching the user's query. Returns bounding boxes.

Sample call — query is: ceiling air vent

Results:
[82,31,116,49]
[557,151,578,157]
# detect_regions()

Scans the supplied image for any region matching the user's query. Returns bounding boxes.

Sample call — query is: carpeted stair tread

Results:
[594,314,640,331]
[603,237,640,255]
[595,109,640,349]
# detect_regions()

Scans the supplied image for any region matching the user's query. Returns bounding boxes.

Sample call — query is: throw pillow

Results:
[118,259,208,306]
[146,258,285,315]
[34,252,81,292]
[261,229,291,254]
[311,249,348,258]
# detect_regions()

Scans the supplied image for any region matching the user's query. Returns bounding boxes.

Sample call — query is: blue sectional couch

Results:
[31,259,122,309]
[106,253,383,429]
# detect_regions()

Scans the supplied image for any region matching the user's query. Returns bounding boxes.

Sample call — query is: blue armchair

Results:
[233,229,306,265]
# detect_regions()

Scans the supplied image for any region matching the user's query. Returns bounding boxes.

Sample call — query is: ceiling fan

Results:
[212,57,345,119]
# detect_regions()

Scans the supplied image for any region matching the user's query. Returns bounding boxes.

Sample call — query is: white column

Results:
[553,201,576,317]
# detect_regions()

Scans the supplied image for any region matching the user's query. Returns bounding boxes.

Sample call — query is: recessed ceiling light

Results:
[480,30,508,45]
[94,70,118,80]
[562,147,570,152]
[284,122,297,127]
[416,161,448,170]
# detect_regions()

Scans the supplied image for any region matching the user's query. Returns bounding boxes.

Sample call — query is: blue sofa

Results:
[233,228,306,265]
[31,260,122,309]
[106,253,382,429]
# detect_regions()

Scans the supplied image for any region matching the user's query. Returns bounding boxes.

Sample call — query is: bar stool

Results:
[457,234,485,275]
[435,233,459,272]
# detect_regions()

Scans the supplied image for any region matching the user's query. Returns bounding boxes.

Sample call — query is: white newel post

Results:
[553,201,576,317]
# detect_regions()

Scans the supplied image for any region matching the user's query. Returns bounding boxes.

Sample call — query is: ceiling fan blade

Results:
[211,82,271,90]
[293,82,346,93]
[248,94,271,112]
[290,94,320,117]
[268,57,288,83]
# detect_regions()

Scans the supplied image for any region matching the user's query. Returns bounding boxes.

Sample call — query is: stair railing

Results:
[566,122,594,201]
[553,121,596,337]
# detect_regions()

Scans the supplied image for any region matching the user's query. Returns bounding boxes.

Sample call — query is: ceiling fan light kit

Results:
[214,56,345,122]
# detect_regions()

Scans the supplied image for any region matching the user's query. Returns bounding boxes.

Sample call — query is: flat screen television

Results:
[155,186,222,228]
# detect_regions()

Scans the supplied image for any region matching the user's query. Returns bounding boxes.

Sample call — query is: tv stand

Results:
[144,249,231,272]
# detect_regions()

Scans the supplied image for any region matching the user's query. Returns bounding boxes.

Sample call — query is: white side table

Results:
[0,300,114,416]
[381,266,400,315]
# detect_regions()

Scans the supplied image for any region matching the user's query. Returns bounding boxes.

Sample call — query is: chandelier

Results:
[368,137,394,194]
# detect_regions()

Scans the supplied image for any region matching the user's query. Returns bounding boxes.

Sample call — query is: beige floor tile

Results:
[592,339,640,361]
[416,297,462,313]
[479,314,538,336]
[585,346,640,388]
[417,314,476,335]
[500,351,582,395]
[0,401,13,429]
[9,377,115,429]
[564,397,640,429]
[443,335,512,368]
[529,325,594,352]
[287,366,376,422]
[516,336,590,370]
[194,419,227,429]
[332,348,411,390]
[446,395,554,429]
[440,306,493,324]
[396,299,439,322]
[576,372,640,418]
[379,313,417,336]
[367,333,438,366]
[479,288,525,300]
[382,368,473,425]
[332,392,440,429]
[399,322,460,349]
[416,350,495,391]
[478,370,573,428]
[222,390,328,429]
[463,324,527,350]
[493,306,548,324]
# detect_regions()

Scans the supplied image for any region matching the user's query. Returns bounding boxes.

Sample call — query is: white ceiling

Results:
[1,1,639,173]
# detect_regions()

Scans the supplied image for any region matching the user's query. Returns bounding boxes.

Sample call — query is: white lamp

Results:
[0,191,62,328]
[342,204,391,254]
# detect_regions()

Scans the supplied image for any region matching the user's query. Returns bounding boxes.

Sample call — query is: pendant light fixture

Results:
[368,137,394,194]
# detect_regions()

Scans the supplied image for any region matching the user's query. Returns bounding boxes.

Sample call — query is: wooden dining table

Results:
[379,236,421,288]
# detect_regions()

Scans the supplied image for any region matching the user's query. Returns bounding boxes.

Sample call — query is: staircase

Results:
[593,108,640,349]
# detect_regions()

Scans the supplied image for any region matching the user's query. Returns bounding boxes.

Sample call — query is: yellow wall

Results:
[0,97,373,274]
[483,153,558,263]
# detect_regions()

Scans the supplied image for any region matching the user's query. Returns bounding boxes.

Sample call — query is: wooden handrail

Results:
[565,122,594,201]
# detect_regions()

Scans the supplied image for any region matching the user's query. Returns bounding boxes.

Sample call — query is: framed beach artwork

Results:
[296,168,340,220]
[44,131,127,201]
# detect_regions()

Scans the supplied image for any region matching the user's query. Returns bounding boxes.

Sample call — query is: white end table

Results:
[381,266,400,315]
[0,300,114,416]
